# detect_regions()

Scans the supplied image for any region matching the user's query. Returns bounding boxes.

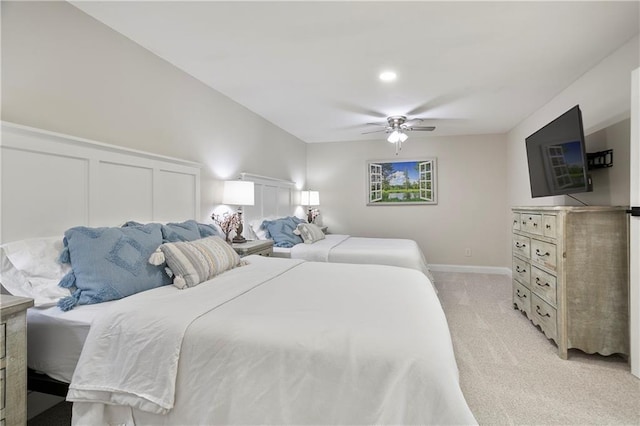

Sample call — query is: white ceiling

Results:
[70,1,639,143]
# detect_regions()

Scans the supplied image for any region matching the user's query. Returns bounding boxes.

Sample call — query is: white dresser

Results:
[512,206,629,359]
[1,295,34,426]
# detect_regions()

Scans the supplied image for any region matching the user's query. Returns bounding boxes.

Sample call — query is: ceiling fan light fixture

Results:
[399,132,408,142]
[387,130,401,143]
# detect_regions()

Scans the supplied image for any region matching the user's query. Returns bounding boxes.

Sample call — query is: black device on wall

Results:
[525,105,593,198]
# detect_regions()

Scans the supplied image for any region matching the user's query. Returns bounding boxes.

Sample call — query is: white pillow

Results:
[294,223,326,244]
[0,237,71,307]
[249,216,279,240]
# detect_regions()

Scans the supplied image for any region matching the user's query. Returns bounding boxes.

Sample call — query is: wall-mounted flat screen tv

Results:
[525,105,592,198]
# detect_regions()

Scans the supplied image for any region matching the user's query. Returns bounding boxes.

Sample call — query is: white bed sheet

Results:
[27,301,115,383]
[276,234,434,280]
[69,256,475,425]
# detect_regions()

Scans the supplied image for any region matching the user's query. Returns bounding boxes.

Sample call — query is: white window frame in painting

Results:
[369,163,383,203]
[367,158,437,206]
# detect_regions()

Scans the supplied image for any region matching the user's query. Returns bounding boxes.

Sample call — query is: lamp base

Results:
[232,235,247,244]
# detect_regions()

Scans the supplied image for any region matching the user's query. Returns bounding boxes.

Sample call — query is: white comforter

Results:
[68,256,475,425]
[286,234,434,279]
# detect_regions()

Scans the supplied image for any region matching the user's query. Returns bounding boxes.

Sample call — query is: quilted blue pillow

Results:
[197,223,222,238]
[262,217,303,248]
[161,220,201,242]
[57,223,171,311]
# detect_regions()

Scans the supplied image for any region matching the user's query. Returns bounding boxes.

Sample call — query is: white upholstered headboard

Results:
[0,122,201,243]
[240,173,299,227]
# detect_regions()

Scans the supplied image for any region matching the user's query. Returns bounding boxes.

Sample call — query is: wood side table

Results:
[1,295,34,425]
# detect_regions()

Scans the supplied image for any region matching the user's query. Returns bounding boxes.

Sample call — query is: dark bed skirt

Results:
[28,368,69,397]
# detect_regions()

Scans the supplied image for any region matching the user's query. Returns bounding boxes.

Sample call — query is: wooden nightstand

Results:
[1,295,34,426]
[232,240,274,257]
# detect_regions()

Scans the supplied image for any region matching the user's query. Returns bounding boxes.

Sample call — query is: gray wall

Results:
[1,1,307,221]
[307,133,509,268]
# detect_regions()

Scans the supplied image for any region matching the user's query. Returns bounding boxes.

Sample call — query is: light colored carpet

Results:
[434,271,640,425]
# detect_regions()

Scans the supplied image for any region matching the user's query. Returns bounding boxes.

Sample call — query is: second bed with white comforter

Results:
[274,234,434,278]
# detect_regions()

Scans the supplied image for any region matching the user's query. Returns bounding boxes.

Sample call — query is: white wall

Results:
[507,36,639,208]
[0,1,307,221]
[505,35,639,266]
[307,133,508,268]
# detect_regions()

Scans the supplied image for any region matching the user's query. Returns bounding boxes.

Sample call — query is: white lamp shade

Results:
[301,190,320,206]
[222,180,255,206]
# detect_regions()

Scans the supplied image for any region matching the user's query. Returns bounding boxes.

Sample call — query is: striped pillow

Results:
[295,223,326,244]
[152,236,242,289]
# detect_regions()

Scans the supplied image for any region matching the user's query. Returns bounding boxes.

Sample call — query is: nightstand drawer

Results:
[232,240,274,257]
[0,323,5,359]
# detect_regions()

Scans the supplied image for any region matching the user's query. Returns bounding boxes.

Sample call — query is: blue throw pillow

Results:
[197,223,222,238]
[57,223,170,311]
[262,217,303,248]
[161,220,201,242]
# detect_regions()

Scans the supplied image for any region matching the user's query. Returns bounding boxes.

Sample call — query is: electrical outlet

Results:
[464,248,472,257]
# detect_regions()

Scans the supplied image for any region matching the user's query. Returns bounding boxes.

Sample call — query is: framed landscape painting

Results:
[367,158,437,205]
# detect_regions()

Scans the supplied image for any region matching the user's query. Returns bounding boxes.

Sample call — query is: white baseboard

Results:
[430,264,512,276]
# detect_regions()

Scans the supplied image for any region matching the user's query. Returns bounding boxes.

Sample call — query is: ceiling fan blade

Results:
[365,122,388,127]
[334,102,387,119]
[362,128,389,135]
[408,126,436,131]
[403,118,426,126]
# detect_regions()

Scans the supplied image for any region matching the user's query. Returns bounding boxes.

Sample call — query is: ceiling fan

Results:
[362,115,435,154]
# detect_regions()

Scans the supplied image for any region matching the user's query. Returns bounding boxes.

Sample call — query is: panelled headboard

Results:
[0,122,201,243]
[240,173,299,227]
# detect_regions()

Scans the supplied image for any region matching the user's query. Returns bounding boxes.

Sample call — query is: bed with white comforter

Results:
[275,234,433,278]
[68,255,475,425]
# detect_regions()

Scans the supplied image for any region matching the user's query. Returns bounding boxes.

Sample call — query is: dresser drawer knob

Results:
[546,224,551,229]
[536,305,551,318]
[535,277,550,287]
[515,242,527,249]
[516,266,526,273]
[516,289,527,299]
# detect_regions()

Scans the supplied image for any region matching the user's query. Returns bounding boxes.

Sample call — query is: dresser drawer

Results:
[543,214,557,238]
[513,235,530,259]
[530,239,557,270]
[513,281,531,316]
[531,266,557,306]
[0,323,4,359]
[512,212,521,231]
[512,257,530,286]
[531,294,557,341]
[521,213,543,235]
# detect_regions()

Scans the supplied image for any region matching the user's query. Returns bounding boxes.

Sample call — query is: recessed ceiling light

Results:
[379,71,397,82]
